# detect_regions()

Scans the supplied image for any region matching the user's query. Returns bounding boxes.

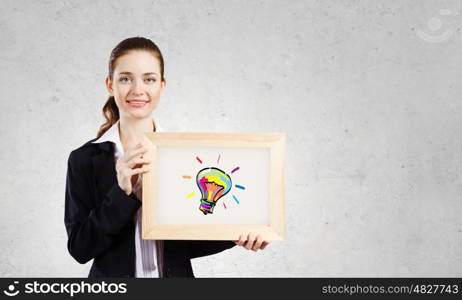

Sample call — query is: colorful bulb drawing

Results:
[196,167,232,215]
[182,154,246,215]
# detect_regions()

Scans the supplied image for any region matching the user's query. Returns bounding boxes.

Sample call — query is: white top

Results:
[92,119,161,278]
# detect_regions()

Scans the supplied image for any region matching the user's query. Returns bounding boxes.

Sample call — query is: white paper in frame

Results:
[141,132,285,241]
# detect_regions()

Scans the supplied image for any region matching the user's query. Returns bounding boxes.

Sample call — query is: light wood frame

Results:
[142,132,285,241]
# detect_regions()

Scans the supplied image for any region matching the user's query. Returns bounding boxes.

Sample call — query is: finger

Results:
[123,143,143,160]
[239,234,246,246]
[129,165,152,176]
[260,240,270,250]
[123,146,149,162]
[244,233,255,250]
[127,157,151,168]
[252,235,263,252]
[235,234,245,246]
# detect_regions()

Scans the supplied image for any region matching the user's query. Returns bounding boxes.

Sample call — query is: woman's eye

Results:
[119,77,155,83]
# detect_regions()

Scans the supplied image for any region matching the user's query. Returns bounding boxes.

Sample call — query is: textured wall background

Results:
[1,0,461,277]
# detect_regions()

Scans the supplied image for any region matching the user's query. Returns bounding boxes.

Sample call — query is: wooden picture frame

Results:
[141,132,285,241]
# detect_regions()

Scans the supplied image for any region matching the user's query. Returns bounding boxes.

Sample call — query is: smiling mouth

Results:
[126,100,150,107]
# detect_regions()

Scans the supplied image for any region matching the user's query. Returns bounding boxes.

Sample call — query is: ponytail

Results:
[96,96,119,138]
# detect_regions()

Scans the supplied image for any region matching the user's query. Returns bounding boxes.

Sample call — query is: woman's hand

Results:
[115,143,152,197]
[234,233,270,252]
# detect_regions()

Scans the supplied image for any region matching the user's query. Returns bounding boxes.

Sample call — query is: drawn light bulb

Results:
[196,167,232,215]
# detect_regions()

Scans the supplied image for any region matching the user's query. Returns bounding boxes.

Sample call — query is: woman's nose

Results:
[131,79,145,94]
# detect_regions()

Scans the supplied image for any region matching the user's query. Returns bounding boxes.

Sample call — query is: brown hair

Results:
[96,36,165,138]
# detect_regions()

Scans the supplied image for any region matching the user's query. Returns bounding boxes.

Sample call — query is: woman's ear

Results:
[105,77,114,96]
[160,78,167,96]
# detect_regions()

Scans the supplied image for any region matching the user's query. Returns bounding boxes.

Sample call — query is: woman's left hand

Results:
[234,233,270,252]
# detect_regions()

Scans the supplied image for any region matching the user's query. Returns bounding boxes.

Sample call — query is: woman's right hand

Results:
[115,143,152,197]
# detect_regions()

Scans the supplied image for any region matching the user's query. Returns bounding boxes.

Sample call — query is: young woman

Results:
[64,37,269,278]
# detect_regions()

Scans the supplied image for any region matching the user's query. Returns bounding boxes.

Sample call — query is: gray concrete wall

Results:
[1,0,461,277]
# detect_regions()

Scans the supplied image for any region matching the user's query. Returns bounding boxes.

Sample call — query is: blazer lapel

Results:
[91,142,117,200]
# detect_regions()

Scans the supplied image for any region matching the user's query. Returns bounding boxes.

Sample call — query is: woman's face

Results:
[106,50,166,120]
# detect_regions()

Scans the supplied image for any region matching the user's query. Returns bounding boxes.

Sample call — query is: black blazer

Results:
[64,138,235,278]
